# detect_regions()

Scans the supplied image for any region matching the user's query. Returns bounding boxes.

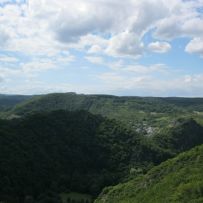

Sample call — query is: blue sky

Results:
[0,0,203,96]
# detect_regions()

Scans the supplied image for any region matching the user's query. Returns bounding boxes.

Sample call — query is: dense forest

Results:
[95,144,203,203]
[0,93,203,203]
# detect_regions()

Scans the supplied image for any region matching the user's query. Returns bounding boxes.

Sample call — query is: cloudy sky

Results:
[0,0,203,96]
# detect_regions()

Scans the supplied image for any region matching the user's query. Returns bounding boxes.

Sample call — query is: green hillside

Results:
[8,93,183,119]
[0,94,31,112]
[0,94,203,202]
[95,144,203,203]
[8,93,203,117]
[0,110,144,203]
[0,110,203,203]
[152,118,203,154]
[3,93,203,133]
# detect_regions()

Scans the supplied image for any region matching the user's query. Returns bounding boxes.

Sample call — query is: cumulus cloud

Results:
[185,38,203,57]
[0,0,203,57]
[0,0,203,96]
[154,0,203,40]
[106,32,144,58]
[80,34,108,53]
[129,0,169,35]
[29,0,129,43]
[148,41,171,53]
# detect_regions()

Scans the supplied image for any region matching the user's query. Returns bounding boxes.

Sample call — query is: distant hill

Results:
[1,93,203,117]
[161,97,203,111]
[95,144,203,203]
[0,94,31,112]
[7,93,183,116]
[1,92,203,133]
[7,93,203,116]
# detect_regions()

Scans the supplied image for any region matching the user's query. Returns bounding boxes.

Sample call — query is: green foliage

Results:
[0,110,203,202]
[1,93,184,129]
[0,94,31,112]
[1,93,203,203]
[152,118,203,154]
[2,93,203,134]
[0,110,143,202]
[3,92,203,133]
[95,144,203,203]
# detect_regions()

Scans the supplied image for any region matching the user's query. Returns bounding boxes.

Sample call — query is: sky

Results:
[0,0,203,96]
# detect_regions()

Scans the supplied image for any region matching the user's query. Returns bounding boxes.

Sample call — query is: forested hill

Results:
[0,94,31,112]
[2,93,203,117]
[0,92,203,203]
[1,93,203,133]
[0,110,203,203]
[95,144,203,203]
[0,110,141,203]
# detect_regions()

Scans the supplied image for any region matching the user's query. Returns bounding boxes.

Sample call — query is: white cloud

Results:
[21,61,57,74]
[0,0,12,4]
[0,54,74,82]
[0,75,3,83]
[86,56,168,75]
[44,0,131,43]
[0,67,21,83]
[106,32,144,58]
[148,41,171,53]
[0,29,10,47]
[123,64,168,74]
[108,61,169,75]
[0,0,203,58]
[80,34,108,53]
[97,72,203,97]
[185,38,203,57]
[0,55,18,63]
[0,0,203,96]
[129,0,169,35]
[154,0,203,41]
[85,56,104,65]
[20,53,74,75]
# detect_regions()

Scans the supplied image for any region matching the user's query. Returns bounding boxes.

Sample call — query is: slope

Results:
[0,94,31,112]
[95,144,203,203]
[3,93,185,132]
[0,110,142,203]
